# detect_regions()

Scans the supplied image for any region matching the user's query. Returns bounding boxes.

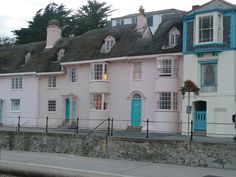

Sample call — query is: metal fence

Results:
[0,115,235,139]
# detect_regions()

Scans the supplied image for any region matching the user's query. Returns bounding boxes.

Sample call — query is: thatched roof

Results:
[0,18,182,74]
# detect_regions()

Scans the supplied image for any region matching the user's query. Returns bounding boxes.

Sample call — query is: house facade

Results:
[182,0,236,136]
[0,8,183,133]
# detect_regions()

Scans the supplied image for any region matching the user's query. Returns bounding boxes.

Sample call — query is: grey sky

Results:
[0,0,235,37]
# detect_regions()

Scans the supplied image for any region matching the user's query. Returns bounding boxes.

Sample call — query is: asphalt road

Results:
[0,150,235,177]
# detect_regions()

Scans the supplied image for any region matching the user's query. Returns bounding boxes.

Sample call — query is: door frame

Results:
[193,101,207,132]
[131,93,143,126]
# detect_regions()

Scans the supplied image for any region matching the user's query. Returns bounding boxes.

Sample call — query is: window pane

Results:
[159,92,171,110]
[133,63,142,80]
[201,63,217,92]
[199,15,213,43]
[48,100,56,112]
[11,99,20,111]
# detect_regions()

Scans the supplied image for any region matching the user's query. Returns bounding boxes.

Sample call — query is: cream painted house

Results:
[182,0,236,137]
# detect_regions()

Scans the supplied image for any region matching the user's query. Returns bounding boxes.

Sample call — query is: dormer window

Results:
[57,48,65,61]
[101,35,116,53]
[169,27,180,46]
[194,12,223,45]
[25,52,31,63]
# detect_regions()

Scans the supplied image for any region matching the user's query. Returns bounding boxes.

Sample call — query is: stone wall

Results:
[0,132,235,170]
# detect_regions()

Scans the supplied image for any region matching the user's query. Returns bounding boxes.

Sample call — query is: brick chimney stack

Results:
[46,19,61,49]
[136,6,147,32]
[192,5,200,10]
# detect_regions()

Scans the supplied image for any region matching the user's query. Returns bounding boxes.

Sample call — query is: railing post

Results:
[46,116,48,133]
[17,116,20,132]
[111,118,113,136]
[76,117,79,134]
[190,120,193,150]
[107,117,110,136]
[146,119,149,138]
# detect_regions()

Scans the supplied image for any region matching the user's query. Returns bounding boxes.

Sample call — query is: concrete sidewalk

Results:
[0,150,235,177]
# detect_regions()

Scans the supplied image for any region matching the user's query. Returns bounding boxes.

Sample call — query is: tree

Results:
[0,36,15,47]
[73,0,113,36]
[12,3,73,44]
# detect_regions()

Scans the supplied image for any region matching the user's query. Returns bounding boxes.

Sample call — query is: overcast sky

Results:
[0,0,235,37]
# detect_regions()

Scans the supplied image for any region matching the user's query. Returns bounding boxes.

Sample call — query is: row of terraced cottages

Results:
[0,0,236,137]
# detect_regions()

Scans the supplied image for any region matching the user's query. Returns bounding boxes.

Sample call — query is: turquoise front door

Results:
[194,111,206,131]
[0,100,2,124]
[65,99,70,121]
[131,99,142,126]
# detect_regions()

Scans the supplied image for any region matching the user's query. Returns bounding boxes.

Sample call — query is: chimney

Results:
[192,5,200,10]
[136,6,147,32]
[46,19,61,49]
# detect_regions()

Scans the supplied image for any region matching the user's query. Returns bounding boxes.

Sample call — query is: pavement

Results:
[0,126,235,144]
[0,150,236,177]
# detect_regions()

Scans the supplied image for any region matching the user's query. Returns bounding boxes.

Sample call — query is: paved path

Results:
[0,150,235,177]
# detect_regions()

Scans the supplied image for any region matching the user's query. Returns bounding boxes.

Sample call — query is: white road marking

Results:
[0,160,134,177]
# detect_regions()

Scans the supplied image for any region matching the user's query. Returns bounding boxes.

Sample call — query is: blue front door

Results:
[65,99,70,121]
[0,100,2,124]
[194,111,206,131]
[131,99,141,126]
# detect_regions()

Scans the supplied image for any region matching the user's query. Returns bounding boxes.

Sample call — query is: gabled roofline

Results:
[186,0,235,15]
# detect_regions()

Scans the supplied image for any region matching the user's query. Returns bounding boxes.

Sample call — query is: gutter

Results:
[36,71,64,76]
[0,72,36,77]
[61,53,183,66]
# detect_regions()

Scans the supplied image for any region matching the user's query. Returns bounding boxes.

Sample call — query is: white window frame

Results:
[101,35,116,53]
[90,63,109,81]
[90,93,109,111]
[169,27,180,46]
[194,12,223,45]
[57,48,65,61]
[158,59,178,77]
[157,92,178,111]
[11,99,20,112]
[48,75,56,88]
[48,100,56,112]
[200,62,217,92]
[11,77,22,89]
[68,68,78,83]
[133,62,142,80]
[25,52,31,63]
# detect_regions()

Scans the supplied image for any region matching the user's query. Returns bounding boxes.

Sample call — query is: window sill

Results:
[155,110,179,113]
[10,111,20,113]
[48,111,57,114]
[47,87,57,90]
[194,42,224,47]
[90,110,109,112]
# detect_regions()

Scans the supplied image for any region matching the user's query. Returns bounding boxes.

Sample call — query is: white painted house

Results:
[182,0,236,137]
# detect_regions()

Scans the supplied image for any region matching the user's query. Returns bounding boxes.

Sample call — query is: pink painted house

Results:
[0,8,184,133]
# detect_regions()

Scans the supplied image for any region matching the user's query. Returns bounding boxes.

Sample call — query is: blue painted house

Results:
[182,0,236,136]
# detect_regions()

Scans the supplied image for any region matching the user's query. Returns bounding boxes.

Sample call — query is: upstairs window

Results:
[147,16,153,27]
[91,63,109,81]
[133,62,142,80]
[195,12,223,44]
[11,77,22,89]
[169,27,180,46]
[48,75,56,88]
[11,99,20,112]
[158,59,178,77]
[131,17,137,24]
[25,52,31,63]
[101,35,116,53]
[68,68,78,83]
[200,61,217,92]
[57,48,65,61]
[116,19,124,26]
